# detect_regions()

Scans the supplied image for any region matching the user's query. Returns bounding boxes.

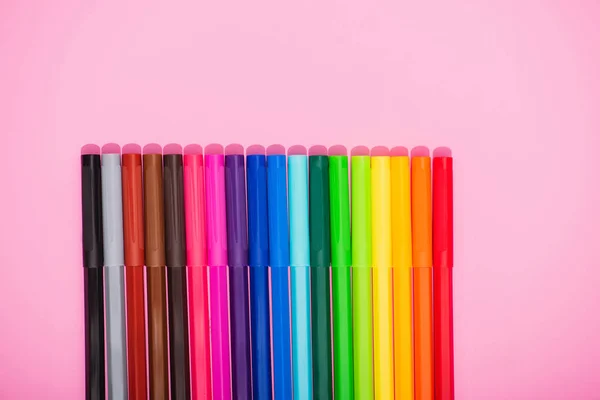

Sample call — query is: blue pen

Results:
[267,154,293,399]
[247,154,273,399]
[288,155,313,400]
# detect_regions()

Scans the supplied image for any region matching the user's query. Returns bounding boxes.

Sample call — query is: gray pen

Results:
[102,153,128,399]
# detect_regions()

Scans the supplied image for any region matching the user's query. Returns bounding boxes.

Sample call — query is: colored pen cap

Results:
[288,155,310,267]
[225,154,249,267]
[143,153,166,267]
[205,154,228,266]
[164,153,187,267]
[351,156,372,267]
[433,156,453,268]
[309,155,331,267]
[267,154,290,268]
[329,156,351,268]
[371,156,392,268]
[122,153,145,267]
[390,156,412,269]
[81,154,104,268]
[184,153,207,267]
[411,156,432,268]
[101,153,125,266]
[247,155,269,267]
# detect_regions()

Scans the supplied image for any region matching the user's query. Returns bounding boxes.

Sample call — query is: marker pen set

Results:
[80,145,454,400]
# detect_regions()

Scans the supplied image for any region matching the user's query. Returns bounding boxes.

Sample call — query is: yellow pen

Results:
[391,156,414,399]
[371,155,394,399]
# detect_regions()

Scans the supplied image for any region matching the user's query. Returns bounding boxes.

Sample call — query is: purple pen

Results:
[225,154,252,399]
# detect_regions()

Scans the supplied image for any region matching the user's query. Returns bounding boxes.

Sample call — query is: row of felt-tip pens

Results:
[81,145,454,400]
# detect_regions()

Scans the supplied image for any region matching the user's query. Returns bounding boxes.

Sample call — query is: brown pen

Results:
[144,152,169,399]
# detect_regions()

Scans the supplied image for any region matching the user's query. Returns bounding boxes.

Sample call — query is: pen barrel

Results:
[167,266,191,400]
[122,154,145,268]
[125,265,147,400]
[147,266,169,399]
[291,266,313,400]
[372,267,394,399]
[434,267,454,400]
[84,267,105,400]
[393,267,415,399]
[164,154,187,267]
[250,266,273,400]
[332,266,353,399]
[229,265,252,399]
[209,265,231,400]
[82,154,104,268]
[312,265,333,400]
[105,266,128,400]
[143,154,166,267]
[352,267,374,400]
[414,267,434,400]
[188,266,212,399]
[271,266,292,399]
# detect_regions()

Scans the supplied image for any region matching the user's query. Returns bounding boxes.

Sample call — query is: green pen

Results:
[309,155,333,400]
[352,156,374,400]
[330,155,354,399]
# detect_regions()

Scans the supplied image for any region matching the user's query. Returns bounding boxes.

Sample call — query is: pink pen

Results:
[184,150,212,399]
[205,153,231,400]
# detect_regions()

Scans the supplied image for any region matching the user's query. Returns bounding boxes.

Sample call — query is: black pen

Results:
[81,153,106,400]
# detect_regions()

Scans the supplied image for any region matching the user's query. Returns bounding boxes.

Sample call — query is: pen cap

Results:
[247,155,269,267]
[184,153,207,267]
[371,156,392,268]
[329,156,351,268]
[411,156,432,268]
[391,156,412,269]
[122,153,144,266]
[101,154,124,266]
[205,154,228,265]
[267,154,290,268]
[309,156,331,267]
[351,156,372,267]
[288,155,310,267]
[143,153,166,267]
[164,154,187,267]
[82,154,104,268]
[225,154,248,267]
[433,157,453,268]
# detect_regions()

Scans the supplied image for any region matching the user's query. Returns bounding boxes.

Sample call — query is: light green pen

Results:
[351,156,374,400]
[330,155,354,399]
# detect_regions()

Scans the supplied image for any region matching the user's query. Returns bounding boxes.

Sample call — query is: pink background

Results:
[1,0,600,398]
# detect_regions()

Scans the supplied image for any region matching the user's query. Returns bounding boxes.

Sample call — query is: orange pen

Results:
[411,156,433,399]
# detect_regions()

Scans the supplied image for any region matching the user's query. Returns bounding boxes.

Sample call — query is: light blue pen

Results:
[289,155,313,400]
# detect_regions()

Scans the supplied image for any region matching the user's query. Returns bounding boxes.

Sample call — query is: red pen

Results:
[184,149,212,399]
[433,156,454,400]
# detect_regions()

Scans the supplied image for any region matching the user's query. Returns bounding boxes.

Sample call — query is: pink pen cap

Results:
[184,152,207,267]
[205,154,228,265]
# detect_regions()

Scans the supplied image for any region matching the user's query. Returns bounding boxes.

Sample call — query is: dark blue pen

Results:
[225,154,252,399]
[247,154,272,399]
[267,154,293,399]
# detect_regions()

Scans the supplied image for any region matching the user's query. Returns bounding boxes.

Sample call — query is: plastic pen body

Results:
[183,153,212,400]
[225,154,252,399]
[412,156,434,400]
[247,155,273,400]
[101,154,128,400]
[309,155,333,400]
[143,153,169,400]
[371,156,394,399]
[205,154,231,400]
[289,155,313,400]
[81,154,105,400]
[351,156,373,400]
[267,154,292,400]
[391,156,414,400]
[122,153,148,400]
[433,157,454,400]
[329,156,353,400]
[164,154,191,400]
